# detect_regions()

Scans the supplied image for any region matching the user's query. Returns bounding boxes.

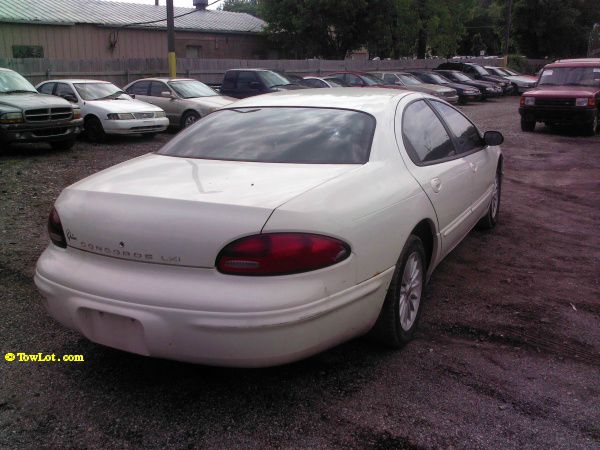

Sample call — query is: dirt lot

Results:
[1,96,599,449]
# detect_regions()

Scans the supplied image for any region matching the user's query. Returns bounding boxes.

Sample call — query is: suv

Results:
[519,58,600,135]
[437,62,513,94]
[220,69,308,99]
[0,68,82,149]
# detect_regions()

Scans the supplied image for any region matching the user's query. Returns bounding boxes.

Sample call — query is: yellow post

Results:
[168,51,177,78]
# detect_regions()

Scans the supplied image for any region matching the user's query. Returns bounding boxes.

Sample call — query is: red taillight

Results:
[48,207,67,248]
[217,233,351,276]
[519,96,525,107]
[589,97,596,107]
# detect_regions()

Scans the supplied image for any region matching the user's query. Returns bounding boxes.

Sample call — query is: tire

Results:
[84,116,106,142]
[50,137,76,151]
[521,118,535,132]
[181,111,200,128]
[142,133,158,139]
[368,235,427,347]
[458,96,467,105]
[477,169,502,230]
[511,84,520,96]
[583,111,598,136]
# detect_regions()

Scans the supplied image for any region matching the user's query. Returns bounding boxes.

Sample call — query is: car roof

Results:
[40,79,112,84]
[225,68,271,72]
[221,88,413,117]
[547,58,600,68]
[326,71,369,76]
[130,78,197,82]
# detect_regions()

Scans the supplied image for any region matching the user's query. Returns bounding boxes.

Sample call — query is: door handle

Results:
[469,162,478,172]
[430,177,442,193]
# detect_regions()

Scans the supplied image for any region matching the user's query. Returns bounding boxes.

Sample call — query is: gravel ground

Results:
[1,97,599,449]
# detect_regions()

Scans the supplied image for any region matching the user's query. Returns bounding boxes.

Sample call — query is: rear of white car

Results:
[35,89,502,367]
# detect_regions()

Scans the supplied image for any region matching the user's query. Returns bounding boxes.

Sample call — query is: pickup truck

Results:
[0,68,83,149]
[519,58,600,135]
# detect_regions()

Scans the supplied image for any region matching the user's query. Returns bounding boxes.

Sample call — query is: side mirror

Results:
[484,130,504,146]
[249,81,262,90]
[161,91,174,99]
[130,93,136,99]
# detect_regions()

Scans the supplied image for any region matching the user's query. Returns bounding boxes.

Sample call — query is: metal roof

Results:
[0,0,266,34]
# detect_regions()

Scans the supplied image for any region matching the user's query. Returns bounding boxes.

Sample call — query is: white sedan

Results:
[35,89,503,367]
[36,80,169,141]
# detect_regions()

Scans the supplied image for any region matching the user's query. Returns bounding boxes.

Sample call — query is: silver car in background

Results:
[124,78,235,128]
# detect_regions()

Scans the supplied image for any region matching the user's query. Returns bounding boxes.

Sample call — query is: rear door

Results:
[396,99,475,255]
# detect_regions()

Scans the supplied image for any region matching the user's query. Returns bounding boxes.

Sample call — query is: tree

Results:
[221,0,262,18]
[260,0,369,59]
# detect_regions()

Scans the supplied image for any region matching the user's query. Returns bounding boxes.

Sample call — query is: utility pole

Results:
[503,0,513,68]
[166,0,176,78]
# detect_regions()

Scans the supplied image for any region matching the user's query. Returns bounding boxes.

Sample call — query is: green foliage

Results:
[260,0,369,59]
[258,0,600,60]
[221,0,261,18]
[507,54,527,72]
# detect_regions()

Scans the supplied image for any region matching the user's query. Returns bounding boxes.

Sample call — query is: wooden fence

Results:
[0,56,504,87]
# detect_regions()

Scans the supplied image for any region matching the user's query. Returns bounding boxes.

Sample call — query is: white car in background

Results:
[36,80,169,141]
[35,89,504,368]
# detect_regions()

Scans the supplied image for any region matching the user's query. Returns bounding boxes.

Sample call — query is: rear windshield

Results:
[157,107,376,164]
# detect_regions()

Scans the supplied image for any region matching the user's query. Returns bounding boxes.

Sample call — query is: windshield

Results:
[427,73,451,84]
[0,70,37,94]
[362,74,385,85]
[538,67,600,87]
[451,72,473,82]
[488,67,509,76]
[470,65,490,76]
[258,71,293,88]
[157,107,376,164]
[504,68,520,76]
[74,83,130,101]
[398,74,422,85]
[169,80,217,98]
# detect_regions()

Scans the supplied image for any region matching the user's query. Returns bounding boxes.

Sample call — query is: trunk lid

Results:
[57,154,357,268]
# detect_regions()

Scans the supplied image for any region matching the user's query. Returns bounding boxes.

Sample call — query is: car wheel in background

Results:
[84,116,106,142]
[50,137,76,151]
[477,169,502,230]
[181,111,200,128]
[521,118,535,132]
[368,235,426,347]
[583,111,598,136]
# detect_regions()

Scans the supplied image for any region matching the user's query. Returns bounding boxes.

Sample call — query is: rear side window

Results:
[126,80,150,95]
[157,107,376,164]
[304,78,327,88]
[400,100,455,164]
[38,82,55,95]
[430,101,483,154]
[149,81,168,97]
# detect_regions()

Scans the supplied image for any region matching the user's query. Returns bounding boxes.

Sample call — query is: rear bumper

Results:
[0,119,83,143]
[102,117,169,135]
[35,245,392,367]
[519,107,596,124]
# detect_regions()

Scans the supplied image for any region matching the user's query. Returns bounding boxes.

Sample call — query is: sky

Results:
[102,0,224,9]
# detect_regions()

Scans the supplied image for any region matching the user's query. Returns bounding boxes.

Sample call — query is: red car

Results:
[519,58,600,135]
[325,71,406,90]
